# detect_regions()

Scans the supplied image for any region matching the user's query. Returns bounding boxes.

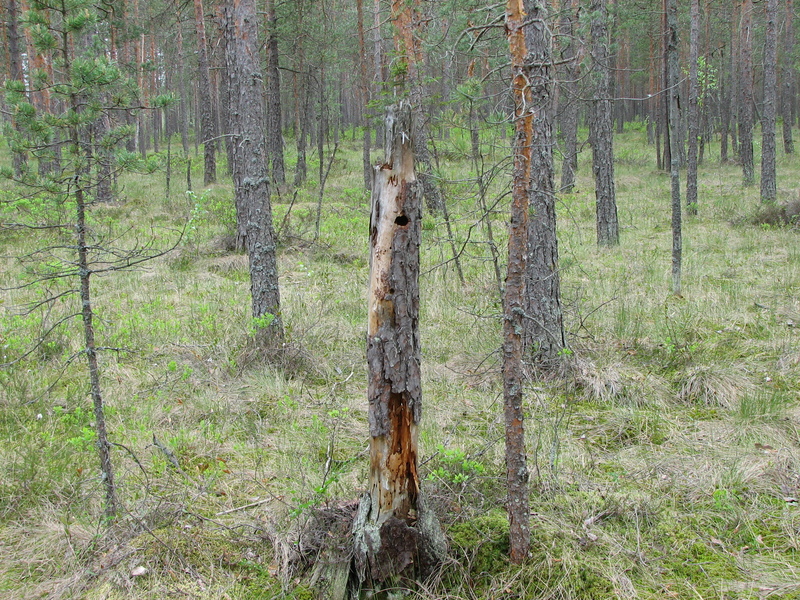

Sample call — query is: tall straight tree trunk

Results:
[193,0,216,185]
[373,0,385,147]
[390,0,443,214]
[503,0,533,565]
[357,0,372,190]
[730,2,740,159]
[294,73,310,187]
[740,0,755,186]
[666,0,682,296]
[7,0,28,176]
[265,0,286,189]
[176,17,190,156]
[686,0,700,215]
[292,0,308,188]
[222,0,283,348]
[782,0,794,154]
[590,0,619,246]
[558,0,579,193]
[761,0,778,203]
[352,102,445,587]
[524,0,565,364]
[720,66,731,163]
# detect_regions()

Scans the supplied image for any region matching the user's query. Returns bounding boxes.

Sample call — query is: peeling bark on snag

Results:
[353,103,445,591]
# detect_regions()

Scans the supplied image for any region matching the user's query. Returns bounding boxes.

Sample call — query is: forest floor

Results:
[1,122,800,599]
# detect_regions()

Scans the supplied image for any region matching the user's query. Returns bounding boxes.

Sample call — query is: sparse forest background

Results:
[1,0,800,598]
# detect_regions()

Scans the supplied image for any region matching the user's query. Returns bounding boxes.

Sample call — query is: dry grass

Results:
[1,124,800,599]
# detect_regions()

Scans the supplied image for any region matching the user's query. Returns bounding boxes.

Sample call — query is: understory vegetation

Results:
[1,121,799,599]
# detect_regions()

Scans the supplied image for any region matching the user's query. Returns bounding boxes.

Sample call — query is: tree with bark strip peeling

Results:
[503,0,533,564]
[352,102,445,591]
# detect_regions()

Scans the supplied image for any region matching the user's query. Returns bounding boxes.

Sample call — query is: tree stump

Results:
[352,102,446,591]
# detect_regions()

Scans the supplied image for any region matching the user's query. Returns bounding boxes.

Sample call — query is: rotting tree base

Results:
[352,491,446,589]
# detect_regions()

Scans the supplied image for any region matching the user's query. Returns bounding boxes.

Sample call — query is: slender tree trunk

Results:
[176,17,190,156]
[95,113,113,203]
[730,2,740,159]
[373,0,385,147]
[525,0,565,364]
[720,68,730,163]
[686,0,700,215]
[265,0,286,189]
[390,0,443,214]
[590,0,619,246]
[740,0,755,186]
[357,0,372,190]
[292,0,308,188]
[7,0,28,176]
[558,0,579,193]
[222,0,283,348]
[666,0,682,296]
[76,181,118,519]
[469,101,503,295]
[353,103,445,587]
[761,0,778,203]
[193,0,216,185]
[503,0,532,565]
[782,0,794,155]
[63,28,118,516]
[295,74,309,187]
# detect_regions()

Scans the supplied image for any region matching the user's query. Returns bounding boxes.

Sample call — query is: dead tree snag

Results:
[353,102,445,589]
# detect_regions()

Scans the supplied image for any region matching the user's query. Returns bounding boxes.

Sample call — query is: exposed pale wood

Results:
[353,102,444,588]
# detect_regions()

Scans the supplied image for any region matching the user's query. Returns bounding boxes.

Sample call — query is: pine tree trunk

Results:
[176,18,190,156]
[666,0,682,296]
[761,0,778,203]
[720,69,730,163]
[222,0,283,349]
[357,0,372,191]
[783,0,795,155]
[558,0,579,193]
[524,0,565,365]
[7,0,28,176]
[590,0,619,246]
[503,0,533,565]
[353,103,445,587]
[390,0,443,214]
[193,0,216,185]
[740,0,755,186]
[686,0,700,215]
[265,0,286,189]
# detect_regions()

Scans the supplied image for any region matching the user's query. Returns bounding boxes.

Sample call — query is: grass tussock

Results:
[1,123,800,599]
